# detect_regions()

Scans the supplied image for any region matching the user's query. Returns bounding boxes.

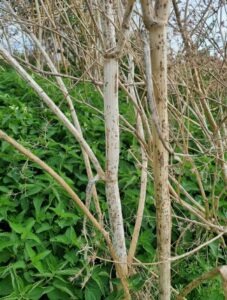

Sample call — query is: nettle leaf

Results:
[47,288,71,300]
[51,186,61,202]
[85,281,102,300]
[0,250,11,263]
[56,268,80,276]
[0,235,16,251]
[51,202,77,220]
[58,217,77,228]
[36,222,52,233]
[25,243,36,260]
[65,227,78,246]
[182,179,198,192]
[4,266,25,291]
[63,163,74,173]
[22,184,45,197]
[32,250,51,263]
[123,175,138,189]
[53,279,75,298]
[9,218,41,244]
[209,239,220,257]
[33,197,47,220]
[0,277,13,296]
[9,222,25,234]
[25,218,36,231]
[139,230,155,256]
[129,274,145,291]
[50,234,69,245]
[75,173,88,183]
[1,141,10,152]
[105,289,124,300]
[50,227,80,247]
[0,195,14,206]
[33,261,46,273]
[32,272,53,279]
[12,260,26,270]
[64,250,78,264]
[0,186,10,193]
[27,287,43,299]
[91,267,109,295]
[23,232,41,243]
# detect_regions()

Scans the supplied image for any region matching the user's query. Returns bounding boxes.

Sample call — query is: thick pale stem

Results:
[104,58,128,275]
[150,25,171,300]
[103,0,128,277]
[141,0,172,298]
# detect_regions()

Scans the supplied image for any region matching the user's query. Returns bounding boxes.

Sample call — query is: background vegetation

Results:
[0,62,226,299]
[0,0,226,299]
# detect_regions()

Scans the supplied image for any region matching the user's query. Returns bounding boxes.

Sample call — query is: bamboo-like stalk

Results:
[141,1,172,299]
[142,30,172,154]
[102,0,128,277]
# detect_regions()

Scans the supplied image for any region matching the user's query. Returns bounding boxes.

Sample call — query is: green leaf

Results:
[12,261,26,270]
[25,243,36,259]
[27,286,44,299]
[209,240,219,257]
[23,232,41,243]
[129,274,144,291]
[91,268,109,295]
[47,288,71,300]
[53,280,75,298]
[50,235,69,245]
[139,230,155,257]
[9,222,25,234]
[32,250,51,263]
[65,227,78,246]
[36,223,52,233]
[0,238,15,251]
[105,289,124,300]
[0,277,13,296]
[0,250,11,263]
[56,269,80,276]
[51,186,61,202]
[1,141,10,152]
[123,175,137,189]
[85,281,102,300]
[0,186,10,193]
[23,184,44,197]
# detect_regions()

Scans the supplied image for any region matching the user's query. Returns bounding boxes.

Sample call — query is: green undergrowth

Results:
[0,61,226,299]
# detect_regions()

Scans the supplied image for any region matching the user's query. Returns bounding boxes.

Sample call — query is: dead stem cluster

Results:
[0,0,226,299]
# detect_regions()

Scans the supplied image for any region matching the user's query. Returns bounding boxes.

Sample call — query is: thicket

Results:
[0,62,226,299]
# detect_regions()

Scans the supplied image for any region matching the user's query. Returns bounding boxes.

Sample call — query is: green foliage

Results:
[0,65,113,299]
[0,63,226,299]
